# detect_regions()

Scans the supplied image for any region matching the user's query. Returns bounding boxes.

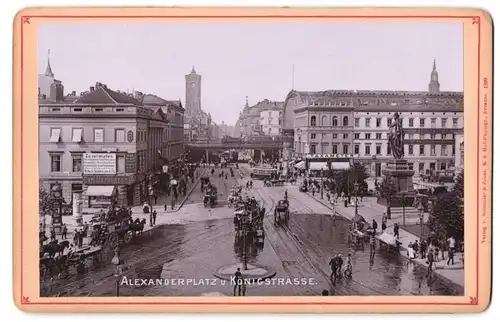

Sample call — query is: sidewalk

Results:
[41,167,208,254]
[289,184,464,287]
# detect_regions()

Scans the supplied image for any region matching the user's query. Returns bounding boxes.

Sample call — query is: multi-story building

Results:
[234,98,284,138]
[219,121,234,138]
[282,60,464,177]
[39,82,174,207]
[260,109,283,137]
[38,52,62,98]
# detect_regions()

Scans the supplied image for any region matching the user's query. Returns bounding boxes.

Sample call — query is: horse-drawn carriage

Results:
[347,214,373,249]
[201,176,211,192]
[274,199,290,225]
[264,179,285,187]
[90,209,145,249]
[377,232,402,253]
[204,186,218,208]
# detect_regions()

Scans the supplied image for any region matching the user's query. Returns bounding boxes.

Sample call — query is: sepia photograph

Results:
[11,7,492,313]
[36,20,466,298]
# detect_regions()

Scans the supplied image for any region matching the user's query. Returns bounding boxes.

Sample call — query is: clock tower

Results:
[185,66,201,116]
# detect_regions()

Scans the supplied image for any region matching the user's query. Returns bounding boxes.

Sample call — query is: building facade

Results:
[259,109,282,137]
[234,98,284,138]
[39,82,173,207]
[282,61,464,177]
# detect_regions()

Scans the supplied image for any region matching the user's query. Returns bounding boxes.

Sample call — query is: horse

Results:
[130,218,146,236]
[41,240,70,258]
[40,257,56,277]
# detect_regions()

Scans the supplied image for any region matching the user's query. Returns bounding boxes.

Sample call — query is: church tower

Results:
[428,59,440,94]
[185,66,201,116]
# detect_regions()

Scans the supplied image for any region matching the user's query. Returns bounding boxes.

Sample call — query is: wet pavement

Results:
[40,165,463,297]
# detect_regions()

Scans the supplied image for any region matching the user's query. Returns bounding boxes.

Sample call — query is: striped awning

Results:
[86,185,115,197]
[305,154,358,159]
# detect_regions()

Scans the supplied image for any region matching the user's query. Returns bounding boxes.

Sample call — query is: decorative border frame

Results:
[12,7,492,313]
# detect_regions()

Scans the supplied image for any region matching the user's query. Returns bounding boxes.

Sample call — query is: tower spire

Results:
[45,49,54,78]
[432,58,436,71]
[428,58,440,94]
[191,65,196,73]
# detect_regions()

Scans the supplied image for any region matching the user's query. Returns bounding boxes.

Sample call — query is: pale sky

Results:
[38,22,463,125]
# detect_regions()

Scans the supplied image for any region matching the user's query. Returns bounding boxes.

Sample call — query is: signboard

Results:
[163,165,169,173]
[127,130,134,143]
[94,129,104,143]
[83,153,116,174]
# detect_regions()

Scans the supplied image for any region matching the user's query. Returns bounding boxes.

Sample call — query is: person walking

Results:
[393,222,400,239]
[73,229,79,247]
[154,195,158,205]
[78,230,84,248]
[164,204,167,212]
[149,212,153,227]
[233,268,243,296]
[369,234,376,259]
[50,227,56,241]
[61,224,67,240]
[427,250,434,276]
[329,256,338,284]
[372,219,378,235]
[152,210,157,225]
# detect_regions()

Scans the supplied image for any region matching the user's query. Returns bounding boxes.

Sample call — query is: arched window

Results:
[343,116,349,126]
[321,115,327,126]
[310,116,316,126]
[332,116,338,127]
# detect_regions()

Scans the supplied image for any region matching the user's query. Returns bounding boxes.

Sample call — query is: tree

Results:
[328,162,369,195]
[376,176,397,202]
[39,187,56,216]
[452,170,464,199]
[427,191,464,242]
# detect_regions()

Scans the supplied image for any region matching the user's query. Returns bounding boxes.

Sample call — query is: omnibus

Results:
[250,167,278,180]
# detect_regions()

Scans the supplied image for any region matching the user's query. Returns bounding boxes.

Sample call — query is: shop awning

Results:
[49,129,61,143]
[72,128,83,143]
[294,161,305,169]
[330,162,350,170]
[309,162,328,171]
[86,185,115,197]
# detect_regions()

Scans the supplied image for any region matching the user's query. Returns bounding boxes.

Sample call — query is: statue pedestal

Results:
[380,159,416,207]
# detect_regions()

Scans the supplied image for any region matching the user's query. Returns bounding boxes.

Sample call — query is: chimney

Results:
[71,91,76,96]
[134,91,144,101]
[50,83,64,101]
[90,86,95,91]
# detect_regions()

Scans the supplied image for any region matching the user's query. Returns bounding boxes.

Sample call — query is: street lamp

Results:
[320,169,324,199]
[241,211,249,271]
[417,202,424,241]
[401,192,407,226]
[50,182,63,234]
[353,181,359,216]
[111,246,123,297]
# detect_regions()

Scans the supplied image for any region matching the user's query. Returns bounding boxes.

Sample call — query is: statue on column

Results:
[388,112,405,159]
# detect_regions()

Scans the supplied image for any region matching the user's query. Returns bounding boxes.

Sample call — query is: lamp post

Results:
[50,182,63,234]
[241,211,249,271]
[417,202,424,241]
[112,246,123,297]
[320,169,324,199]
[354,181,359,216]
[402,192,407,226]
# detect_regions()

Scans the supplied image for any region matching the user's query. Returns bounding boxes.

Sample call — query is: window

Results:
[94,128,104,143]
[452,145,456,155]
[310,133,316,139]
[332,116,338,127]
[376,145,381,155]
[72,128,83,143]
[332,133,338,139]
[321,115,327,126]
[354,144,359,154]
[343,116,349,126]
[453,118,458,128]
[72,154,82,172]
[409,163,414,171]
[376,133,382,140]
[419,163,424,172]
[419,144,425,155]
[441,118,447,128]
[440,162,447,170]
[343,133,348,139]
[430,133,435,139]
[431,145,436,156]
[343,144,349,154]
[387,118,392,127]
[441,145,447,156]
[409,118,414,127]
[354,133,360,139]
[365,133,371,139]
[409,145,414,155]
[49,128,61,143]
[365,144,371,155]
[332,144,338,154]
[376,118,381,127]
[310,116,316,126]
[117,155,126,173]
[365,118,371,127]
[354,118,360,127]
[420,118,425,127]
[115,129,126,142]
[50,154,62,172]
[310,144,316,154]
[431,118,436,128]
[387,145,391,155]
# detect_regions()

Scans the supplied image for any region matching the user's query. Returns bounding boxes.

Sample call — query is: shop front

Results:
[83,174,138,207]
[305,154,353,176]
[85,185,117,208]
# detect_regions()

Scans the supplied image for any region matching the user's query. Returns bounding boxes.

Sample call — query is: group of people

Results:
[329,253,352,284]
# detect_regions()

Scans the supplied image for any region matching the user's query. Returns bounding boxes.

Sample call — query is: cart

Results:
[274,199,290,225]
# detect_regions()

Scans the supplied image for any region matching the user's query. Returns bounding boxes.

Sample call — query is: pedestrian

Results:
[50,228,56,241]
[154,195,158,205]
[83,222,89,238]
[413,240,419,257]
[164,204,167,211]
[73,229,79,247]
[152,210,157,225]
[447,246,455,266]
[61,224,67,240]
[421,240,428,259]
[329,256,338,284]
[381,220,387,232]
[78,230,84,248]
[171,196,176,210]
[393,222,400,239]
[372,219,378,235]
[149,212,153,227]
[233,268,243,296]
[369,234,376,259]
